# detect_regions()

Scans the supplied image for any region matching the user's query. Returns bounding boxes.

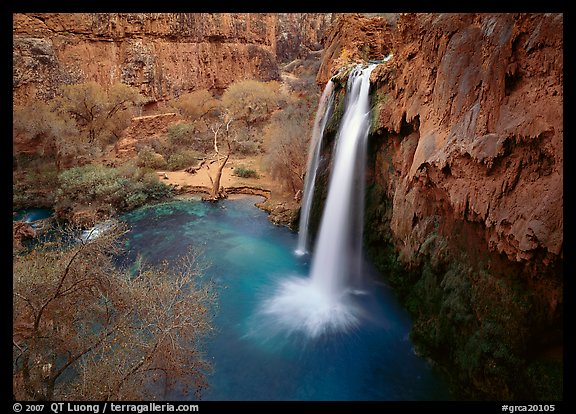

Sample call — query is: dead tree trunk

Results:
[207,145,230,201]
[204,118,233,202]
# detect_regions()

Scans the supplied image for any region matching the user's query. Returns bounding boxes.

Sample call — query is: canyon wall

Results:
[13,13,334,106]
[275,13,338,63]
[319,13,563,400]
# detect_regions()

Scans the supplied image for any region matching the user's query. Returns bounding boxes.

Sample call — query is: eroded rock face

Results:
[13,13,337,106]
[377,13,562,269]
[13,13,283,105]
[319,12,563,399]
[316,13,394,85]
[275,13,338,63]
[320,12,562,275]
[114,112,183,160]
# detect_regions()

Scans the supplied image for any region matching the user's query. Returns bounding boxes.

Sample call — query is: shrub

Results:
[54,82,144,148]
[167,123,213,152]
[57,164,125,205]
[234,139,260,155]
[137,146,167,170]
[124,191,148,210]
[167,150,202,171]
[13,224,216,400]
[233,166,259,179]
[172,89,220,121]
[55,164,172,215]
[167,123,195,146]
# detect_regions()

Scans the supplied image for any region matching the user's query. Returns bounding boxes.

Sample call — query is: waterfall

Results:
[295,80,335,256]
[259,64,377,338]
[79,219,115,243]
[308,64,376,297]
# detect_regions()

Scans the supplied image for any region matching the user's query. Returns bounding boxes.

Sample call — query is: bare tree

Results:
[264,98,315,197]
[13,222,216,401]
[204,114,234,201]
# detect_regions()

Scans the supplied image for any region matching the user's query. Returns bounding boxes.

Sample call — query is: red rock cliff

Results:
[13,13,334,106]
[319,12,563,399]
[322,12,563,275]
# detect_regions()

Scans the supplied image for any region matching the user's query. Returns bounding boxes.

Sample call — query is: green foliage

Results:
[55,164,172,215]
[166,122,212,152]
[167,149,203,171]
[362,178,561,399]
[13,184,56,211]
[167,123,195,146]
[123,191,148,211]
[369,89,388,134]
[57,164,125,205]
[233,166,259,178]
[325,90,345,134]
[16,158,59,188]
[13,159,61,209]
[525,360,563,400]
[136,146,167,170]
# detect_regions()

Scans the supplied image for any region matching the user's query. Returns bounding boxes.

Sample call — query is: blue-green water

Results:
[13,208,53,223]
[119,196,452,401]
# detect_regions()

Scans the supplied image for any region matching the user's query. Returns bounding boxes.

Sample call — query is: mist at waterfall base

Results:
[120,197,450,400]
[262,65,377,339]
[118,65,450,400]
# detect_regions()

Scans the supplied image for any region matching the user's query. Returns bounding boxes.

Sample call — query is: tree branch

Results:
[34,245,84,332]
[51,311,130,384]
[14,292,37,318]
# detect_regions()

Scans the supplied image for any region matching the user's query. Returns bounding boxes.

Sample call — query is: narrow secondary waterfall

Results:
[259,64,377,338]
[295,80,335,256]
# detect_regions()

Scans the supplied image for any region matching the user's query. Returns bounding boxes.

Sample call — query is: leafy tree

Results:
[167,149,203,171]
[13,223,216,400]
[172,89,220,121]
[198,80,282,201]
[13,102,72,157]
[166,123,212,153]
[14,82,144,171]
[53,82,144,147]
[13,101,79,172]
[220,80,280,126]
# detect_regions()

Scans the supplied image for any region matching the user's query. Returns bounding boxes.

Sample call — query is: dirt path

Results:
[157,155,284,197]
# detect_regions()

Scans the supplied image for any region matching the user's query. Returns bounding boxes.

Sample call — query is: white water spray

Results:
[295,80,335,256]
[260,64,377,338]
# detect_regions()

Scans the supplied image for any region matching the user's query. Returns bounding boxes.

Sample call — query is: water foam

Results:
[259,276,362,338]
[259,64,377,338]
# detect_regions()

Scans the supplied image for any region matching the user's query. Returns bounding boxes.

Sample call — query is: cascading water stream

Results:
[308,64,375,297]
[295,80,335,256]
[258,64,377,338]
